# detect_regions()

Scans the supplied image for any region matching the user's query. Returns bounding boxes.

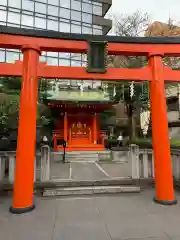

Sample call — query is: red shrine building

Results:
[45,83,113,151]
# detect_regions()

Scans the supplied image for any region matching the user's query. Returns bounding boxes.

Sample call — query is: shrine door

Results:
[69,115,92,145]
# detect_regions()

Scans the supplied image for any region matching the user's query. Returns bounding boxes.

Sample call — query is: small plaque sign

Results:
[87,41,108,73]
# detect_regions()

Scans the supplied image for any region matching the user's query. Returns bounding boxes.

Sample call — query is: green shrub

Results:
[104,138,117,148]
[130,137,180,148]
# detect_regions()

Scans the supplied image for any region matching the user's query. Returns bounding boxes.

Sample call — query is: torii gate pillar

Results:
[10,45,41,214]
[149,54,177,205]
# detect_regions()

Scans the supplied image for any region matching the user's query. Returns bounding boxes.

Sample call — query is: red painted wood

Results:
[1,61,180,82]
[0,61,149,81]
[149,55,175,202]
[12,46,40,210]
[1,33,180,56]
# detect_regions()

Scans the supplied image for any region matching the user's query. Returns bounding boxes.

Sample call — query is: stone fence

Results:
[0,145,180,185]
[129,145,180,181]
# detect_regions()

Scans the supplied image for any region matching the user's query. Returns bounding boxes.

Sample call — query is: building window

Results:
[71,53,81,61]
[47,19,58,31]
[59,22,70,32]
[8,0,21,8]
[20,53,23,61]
[82,2,92,14]
[93,3,102,16]
[6,51,19,63]
[36,0,47,3]
[1,0,7,6]
[21,25,33,29]
[9,7,20,13]
[48,0,59,6]
[8,12,21,25]
[71,10,81,21]
[48,16,58,21]
[22,0,34,11]
[71,60,81,66]
[35,17,46,29]
[0,21,6,26]
[48,5,59,16]
[7,23,20,27]
[35,2,47,14]
[40,55,46,62]
[59,52,70,59]
[82,13,92,23]
[82,62,86,67]
[0,6,6,10]
[22,10,33,16]
[82,26,92,34]
[47,52,58,58]
[47,57,58,66]
[59,58,70,66]
[71,0,81,11]
[0,9,7,22]
[60,8,70,19]
[0,50,5,62]
[60,0,70,9]
[71,24,81,33]
[22,14,34,27]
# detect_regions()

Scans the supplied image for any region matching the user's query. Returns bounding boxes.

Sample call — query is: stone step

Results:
[43,185,141,197]
[67,153,98,155]
[66,153,99,162]
[66,157,98,161]
[67,159,98,162]
[38,178,135,188]
[66,155,98,158]
[51,151,111,162]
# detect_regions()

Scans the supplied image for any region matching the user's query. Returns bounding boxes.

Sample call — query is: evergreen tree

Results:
[0,77,53,132]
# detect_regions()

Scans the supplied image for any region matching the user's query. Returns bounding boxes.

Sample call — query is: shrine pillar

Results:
[64,112,68,142]
[93,113,97,144]
[149,54,177,205]
[10,45,40,214]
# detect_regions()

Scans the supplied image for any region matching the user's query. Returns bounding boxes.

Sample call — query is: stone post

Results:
[0,155,5,181]
[40,145,50,182]
[9,154,16,184]
[129,144,140,179]
[143,149,149,178]
[173,152,180,180]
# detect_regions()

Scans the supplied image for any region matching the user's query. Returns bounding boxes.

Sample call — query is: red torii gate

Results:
[0,26,180,214]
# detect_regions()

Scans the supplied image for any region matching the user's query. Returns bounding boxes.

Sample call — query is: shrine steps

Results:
[42,179,141,197]
[43,185,141,197]
[52,150,111,162]
[66,151,99,162]
[56,144,105,152]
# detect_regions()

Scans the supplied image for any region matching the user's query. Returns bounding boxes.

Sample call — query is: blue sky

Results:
[111,0,180,23]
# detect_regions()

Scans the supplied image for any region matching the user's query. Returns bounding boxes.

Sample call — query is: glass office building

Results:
[0,0,112,87]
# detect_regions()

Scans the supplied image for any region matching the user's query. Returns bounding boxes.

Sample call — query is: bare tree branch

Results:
[110,11,151,37]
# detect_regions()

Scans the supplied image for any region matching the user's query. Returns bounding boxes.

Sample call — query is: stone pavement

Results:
[50,161,131,181]
[1,189,180,240]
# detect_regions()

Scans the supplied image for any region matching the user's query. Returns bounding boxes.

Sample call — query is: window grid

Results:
[0,0,104,87]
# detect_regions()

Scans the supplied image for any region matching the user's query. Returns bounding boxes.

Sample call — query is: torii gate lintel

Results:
[1,60,180,82]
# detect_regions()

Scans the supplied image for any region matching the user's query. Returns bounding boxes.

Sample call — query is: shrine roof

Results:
[46,89,113,104]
